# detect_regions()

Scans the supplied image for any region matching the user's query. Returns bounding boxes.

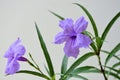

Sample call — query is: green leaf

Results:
[35,23,55,77]
[82,31,94,38]
[61,55,68,75]
[74,3,98,37]
[105,43,120,66]
[67,52,95,74]
[101,12,120,42]
[112,62,120,68]
[29,53,39,67]
[106,70,120,79]
[69,74,88,80]
[27,59,38,71]
[28,53,41,72]
[96,37,102,49]
[90,42,98,52]
[81,69,120,79]
[44,64,50,76]
[17,70,50,80]
[60,52,95,80]
[104,66,120,74]
[80,69,100,73]
[49,10,64,20]
[104,70,120,79]
[104,62,120,78]
[72,66,100,74]
[101,50,120,61]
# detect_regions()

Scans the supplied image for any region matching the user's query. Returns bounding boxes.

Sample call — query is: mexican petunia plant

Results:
[4,3,120,80]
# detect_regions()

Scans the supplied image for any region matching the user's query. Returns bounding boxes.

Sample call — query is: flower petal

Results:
[4,50,13,58]
[4,38,21,58]
[74,16,88,33]
[59,18,74,34]
[54,32,68,44]
[10,38,21,49]
[14,45,26,58]
[75,34,91,48]
[64,40,79,58]
[5,61,20,74]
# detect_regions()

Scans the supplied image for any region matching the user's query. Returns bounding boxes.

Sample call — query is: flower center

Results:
[70,35,76,39]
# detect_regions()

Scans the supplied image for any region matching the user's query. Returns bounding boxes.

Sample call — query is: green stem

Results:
[97,55,108,80]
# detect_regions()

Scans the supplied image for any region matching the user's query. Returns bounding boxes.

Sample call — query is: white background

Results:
[0,0,120,80]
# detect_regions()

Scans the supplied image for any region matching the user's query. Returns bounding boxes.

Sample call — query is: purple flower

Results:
[4,38,27,74]
[54,16,92,58]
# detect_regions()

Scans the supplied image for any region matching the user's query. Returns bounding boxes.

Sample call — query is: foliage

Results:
[4,3,120,80]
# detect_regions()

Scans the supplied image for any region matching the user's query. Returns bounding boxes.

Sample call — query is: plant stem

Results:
[97,55,108,80]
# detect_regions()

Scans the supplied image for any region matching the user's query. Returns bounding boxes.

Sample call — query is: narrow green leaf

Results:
[35,23,55,77]
[17,70,50,80]
[104,70,120,79]
[60,52,95,80]
[96,37,102,49]
[29,53,38,67]
[105,43,120,66]
[112,63,120,79]
[67,52,95,74]
[101,12,120,42]
[61,55,68,75]
[27,60,38,71]
[82,69,120,79]
[101,50,120,61]
[82,31,94,38]
[112,62,120,68]
[104,62,120,78]
[81,69,100,73]
[72,66,100,74]
[49,10,64,20]
[90,42,97,52]
[28,53,40,70]
[69,74,88,80]
[44,64,50,76]
[102,50,120,77]
[104,66,120,73]
[74,3,98,37]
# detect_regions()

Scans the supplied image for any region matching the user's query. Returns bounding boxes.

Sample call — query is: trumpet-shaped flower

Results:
[54,16,92,58]
[4,38,26,74]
